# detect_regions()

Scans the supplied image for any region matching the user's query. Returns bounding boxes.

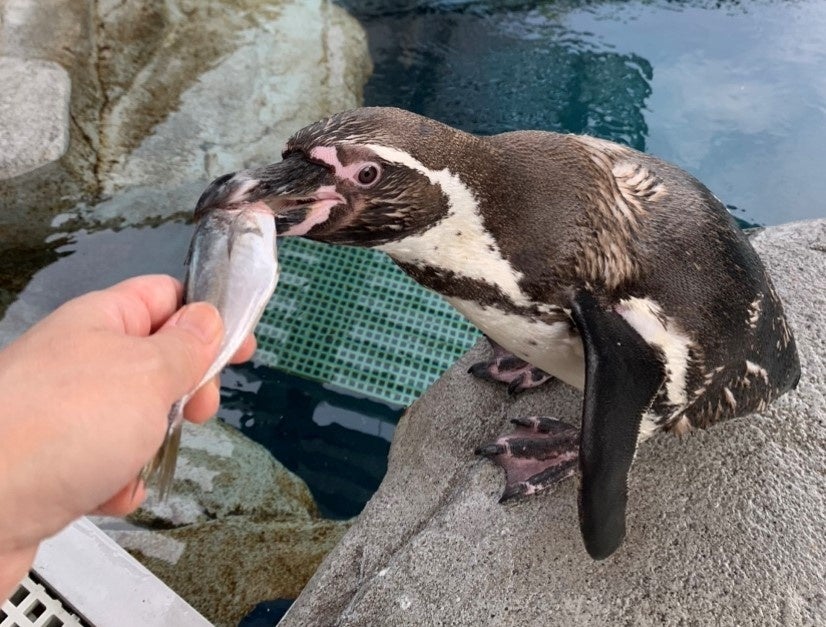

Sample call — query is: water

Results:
[341,0,826,226]
[219,363,401,519]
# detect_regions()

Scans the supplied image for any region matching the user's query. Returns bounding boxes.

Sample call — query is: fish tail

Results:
[140,401,184,501]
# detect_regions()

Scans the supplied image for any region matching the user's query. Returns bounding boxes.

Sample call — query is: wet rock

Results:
[122,518,346,627]
[97,0,372,195]
[94,419,351,627]
[0,0,371,247]
[281,219,826,626]
[0,57,71,179]
[134,420,319,526]
[0,0,100,244]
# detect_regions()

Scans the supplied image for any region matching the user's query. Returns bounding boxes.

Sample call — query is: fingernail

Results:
[174,302,223,344]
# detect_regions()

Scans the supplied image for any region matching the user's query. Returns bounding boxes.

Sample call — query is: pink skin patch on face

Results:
[310,146,378,186]
[281,185,343,236]
[274,145,376,237]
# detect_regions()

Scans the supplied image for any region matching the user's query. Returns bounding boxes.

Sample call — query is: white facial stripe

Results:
[365,144,530,306]
[616,297,693,406]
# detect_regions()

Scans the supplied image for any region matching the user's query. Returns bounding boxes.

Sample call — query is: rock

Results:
[0,57,71,179]
[282,219,826,626]
[134,420,320,526]
[94,419,350,626]
[96,0,372,195]
[0,0,371,249]
[0,0,100,244]
[127,517,347,627]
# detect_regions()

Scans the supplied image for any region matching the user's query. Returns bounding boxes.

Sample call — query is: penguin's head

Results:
[195,107,481,246]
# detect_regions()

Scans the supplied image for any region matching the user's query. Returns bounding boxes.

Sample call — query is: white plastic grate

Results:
[1,573,86,627]
[31,518,211,627]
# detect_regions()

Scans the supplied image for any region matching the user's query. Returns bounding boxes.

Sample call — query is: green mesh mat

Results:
[255,238,481,406]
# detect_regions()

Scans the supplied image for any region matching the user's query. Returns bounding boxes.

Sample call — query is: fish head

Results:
[194,108,464,247]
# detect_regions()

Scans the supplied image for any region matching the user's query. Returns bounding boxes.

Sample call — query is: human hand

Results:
[0,275,255,600]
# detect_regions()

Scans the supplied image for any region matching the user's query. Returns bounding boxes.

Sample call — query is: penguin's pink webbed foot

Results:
[475,416,579,501]
[468,337,553,395]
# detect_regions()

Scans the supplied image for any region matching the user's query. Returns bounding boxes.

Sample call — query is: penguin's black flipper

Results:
[570,290,666,560]
[468,336,554,395]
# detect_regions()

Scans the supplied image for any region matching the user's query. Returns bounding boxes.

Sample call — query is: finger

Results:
[93,480,146,517]
[229,334,257,364]
[67,275,184,337]
[107,275,185,335]
[147,302,224,403]
[183,376,220,424]
[0,544,38,604]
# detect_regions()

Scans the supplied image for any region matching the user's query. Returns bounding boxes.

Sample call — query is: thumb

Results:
[147,301,224,403]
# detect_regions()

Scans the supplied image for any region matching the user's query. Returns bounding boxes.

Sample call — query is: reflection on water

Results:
[341,0,826,225]
[0,223,193,338]
[219,363,402,519]
[353,2,652,148]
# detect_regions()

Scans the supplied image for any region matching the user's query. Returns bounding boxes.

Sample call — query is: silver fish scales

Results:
[141,206,279,499]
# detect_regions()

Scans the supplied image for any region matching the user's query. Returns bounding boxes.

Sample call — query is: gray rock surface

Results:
[0,57,71,179]
[0,0,371,249]
[93,419,350,626]
[282,219,826,626]
[96,0,371,195]
[0,0,99,241]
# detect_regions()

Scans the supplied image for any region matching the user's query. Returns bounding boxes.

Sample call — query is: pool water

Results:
[343,0,826,227]
[218,363,402,520]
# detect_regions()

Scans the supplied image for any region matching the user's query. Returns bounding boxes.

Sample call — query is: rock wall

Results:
[0,0,372,244]
[93,419,351,626]
[282,220,826,626]
[0,0,100,241]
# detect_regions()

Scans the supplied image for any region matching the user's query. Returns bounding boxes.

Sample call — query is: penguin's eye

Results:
[357,164,380,186]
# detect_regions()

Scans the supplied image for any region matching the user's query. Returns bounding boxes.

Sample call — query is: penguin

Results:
[193,107,801,559]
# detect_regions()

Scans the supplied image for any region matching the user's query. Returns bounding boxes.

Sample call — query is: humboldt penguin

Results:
[194,107,800,559]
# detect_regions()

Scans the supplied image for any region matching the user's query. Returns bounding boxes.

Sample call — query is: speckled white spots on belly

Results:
[446,297,585,389]
[746,360,769,383]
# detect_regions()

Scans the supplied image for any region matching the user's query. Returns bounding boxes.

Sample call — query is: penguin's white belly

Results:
[446,297,586,390]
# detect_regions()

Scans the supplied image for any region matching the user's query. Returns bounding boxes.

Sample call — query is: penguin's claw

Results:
[476,416,579,502]
[468,338,553,395]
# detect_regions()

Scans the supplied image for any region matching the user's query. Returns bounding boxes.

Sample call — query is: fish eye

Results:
[357,164,380,186]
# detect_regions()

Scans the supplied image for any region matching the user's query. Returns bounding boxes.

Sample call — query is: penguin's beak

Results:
[194,155,345,236]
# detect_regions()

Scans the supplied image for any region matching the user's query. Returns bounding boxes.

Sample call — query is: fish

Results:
[141,204,279,499]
